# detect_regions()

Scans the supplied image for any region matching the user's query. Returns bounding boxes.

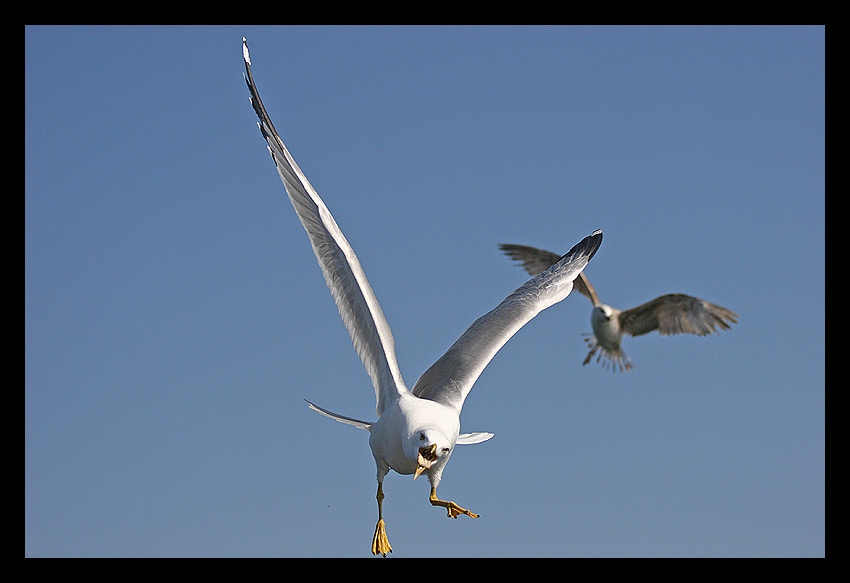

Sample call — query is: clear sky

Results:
[25,25,824,557]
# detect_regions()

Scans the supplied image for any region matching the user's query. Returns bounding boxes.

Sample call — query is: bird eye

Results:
[419,433,426,440]
[442,447,450,454]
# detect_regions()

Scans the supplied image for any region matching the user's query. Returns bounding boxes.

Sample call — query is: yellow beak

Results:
[413,443,438,480]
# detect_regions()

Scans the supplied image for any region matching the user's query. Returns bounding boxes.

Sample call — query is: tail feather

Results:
[305,400,372,430]
[305,400,494,443]
[581,334,633,373]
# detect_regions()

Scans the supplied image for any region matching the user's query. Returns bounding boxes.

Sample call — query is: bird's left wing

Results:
[619,293,738,337]
[500,243,599,305]
[243,40,407,416]
[413,231,602,412]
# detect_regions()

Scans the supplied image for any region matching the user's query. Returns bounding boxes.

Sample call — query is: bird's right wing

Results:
[499,243,600,305]
[243,40,408,416]
[498,244,561,275]
[414,231,603,413]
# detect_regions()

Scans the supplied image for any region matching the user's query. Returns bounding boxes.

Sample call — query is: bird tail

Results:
[456,432,495,445]
[581,334,634,373]
[305,400,372,430]
[305,400,494,446]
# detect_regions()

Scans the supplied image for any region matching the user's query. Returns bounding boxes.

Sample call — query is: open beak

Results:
[413,443,438,480]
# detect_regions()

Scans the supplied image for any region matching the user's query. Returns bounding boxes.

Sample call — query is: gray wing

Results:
[499,243,600,305]
[413,231,603,412]
[243,40,407,416]
[619,293,738,337]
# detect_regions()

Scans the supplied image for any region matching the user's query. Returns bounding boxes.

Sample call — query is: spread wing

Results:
[499,243,600,305]
[619,294,738,337]
[413,231,603,413]
[243,39,407,416]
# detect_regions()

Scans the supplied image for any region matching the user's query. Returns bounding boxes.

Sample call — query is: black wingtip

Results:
[581,228,603,257]
[561,229,603,265]
[242,38,253,92]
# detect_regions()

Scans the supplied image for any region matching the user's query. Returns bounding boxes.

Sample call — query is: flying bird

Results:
[243,39,602,556]
[499,244,737,372]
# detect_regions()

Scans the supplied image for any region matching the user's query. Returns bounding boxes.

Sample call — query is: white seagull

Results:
[243,39,602,556]
[499,244,737,372]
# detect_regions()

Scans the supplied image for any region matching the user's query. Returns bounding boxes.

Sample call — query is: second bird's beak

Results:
[413,443,438,480]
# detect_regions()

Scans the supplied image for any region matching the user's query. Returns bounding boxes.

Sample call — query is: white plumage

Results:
[243,39,602,555]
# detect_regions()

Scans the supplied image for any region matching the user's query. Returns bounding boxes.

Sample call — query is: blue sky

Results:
[25,25,824,557]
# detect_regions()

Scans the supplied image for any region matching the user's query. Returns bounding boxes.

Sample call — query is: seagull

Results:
[243,39,602,556]
[499,244,737,372]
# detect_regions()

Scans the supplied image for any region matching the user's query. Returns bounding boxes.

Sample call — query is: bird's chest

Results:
[369,429,413,475]
[592,316,622,348]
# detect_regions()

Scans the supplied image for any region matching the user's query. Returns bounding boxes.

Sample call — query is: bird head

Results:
[590,304,622,342]
[594,304,615,321]
[591,304,616,331]
[411,430,452,480]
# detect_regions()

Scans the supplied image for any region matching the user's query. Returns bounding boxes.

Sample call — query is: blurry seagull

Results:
[243,39,602,556]
[499,243,737,372]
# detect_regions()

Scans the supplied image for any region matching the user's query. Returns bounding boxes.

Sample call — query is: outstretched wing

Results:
[413,231,603,413]
[619,293,738,337]
[499,243,600,305]
[498,244,561,275]
[243,39,407,416]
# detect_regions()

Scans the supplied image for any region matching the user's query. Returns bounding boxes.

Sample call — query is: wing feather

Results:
[619,294,738,337]
[243,40,407,415]
[500,243,599,305]
[414,231,602,412]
